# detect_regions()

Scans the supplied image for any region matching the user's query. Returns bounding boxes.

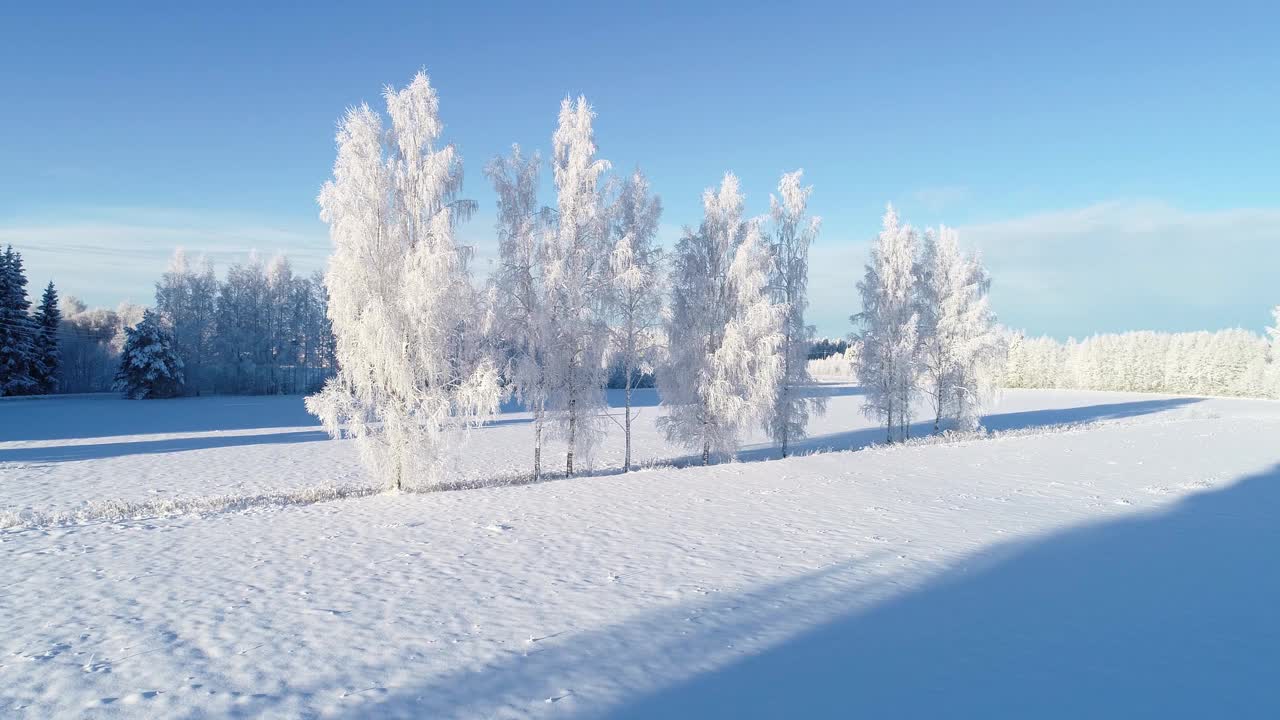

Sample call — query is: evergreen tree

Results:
[0,245,37,396]
[31,281,62,393]
[114,309,185,399]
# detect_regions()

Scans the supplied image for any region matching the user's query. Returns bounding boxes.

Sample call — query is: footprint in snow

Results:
[119,691,162,704]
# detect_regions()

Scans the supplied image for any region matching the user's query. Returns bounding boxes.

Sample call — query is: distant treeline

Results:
[1005,327,1280,398]
[0,244,337,396]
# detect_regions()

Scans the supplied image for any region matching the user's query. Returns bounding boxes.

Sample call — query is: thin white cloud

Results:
[9,200,1276,342]
[0,209,331,307]
[960,201,1280,337]
[909,185,970,213]
[806,200,1280,339]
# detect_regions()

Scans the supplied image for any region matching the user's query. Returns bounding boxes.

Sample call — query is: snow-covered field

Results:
[2,388,1278,717]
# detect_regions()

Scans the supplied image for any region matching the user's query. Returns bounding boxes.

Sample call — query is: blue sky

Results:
[2,1,1277,338]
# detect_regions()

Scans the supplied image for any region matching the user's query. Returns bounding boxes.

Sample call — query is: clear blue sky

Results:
[2,1,1277,338]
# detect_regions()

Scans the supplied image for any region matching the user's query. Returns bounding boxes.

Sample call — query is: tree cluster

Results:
[809,337,850,360]
[853,207,1004,441]
[311,70,825,488]
[0,246,62,396]
[6,246,336,399]
[1005,322,1280,398]
[156,250,334,396]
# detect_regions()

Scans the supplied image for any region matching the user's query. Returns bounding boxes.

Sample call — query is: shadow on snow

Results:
[0,395,322,442]
[606,462,1280,719]
[330,462,1280,719]
[0,392,1197,469]
[0,430,332,464]
[732,396,1201,464]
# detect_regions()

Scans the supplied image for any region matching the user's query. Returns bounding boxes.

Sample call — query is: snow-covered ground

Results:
[1,388,1278,717]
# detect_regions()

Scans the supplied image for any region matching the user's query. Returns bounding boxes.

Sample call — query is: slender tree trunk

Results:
[533,415,543,482]
[532,371,546,481]
[566,379,576,477]
[887,402,894,444]
[780,387,789,459]
[781,300,793,458]
[934,377,944,433]
[623,368,633,473]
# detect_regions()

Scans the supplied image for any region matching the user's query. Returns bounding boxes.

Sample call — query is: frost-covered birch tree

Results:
[306,70,500,490]
[486,145,553,480]
[156,249,218,394]
[854,204,920,443]
[544,97,612,476]
[915,226,1002,432]
[659,173,783,464]
[764,169,823,457]
[606,169,663,472]
[265,254,295,393]
[1267,306,1280,362]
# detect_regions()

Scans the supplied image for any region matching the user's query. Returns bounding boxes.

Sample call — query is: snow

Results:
[2,387,1278,717]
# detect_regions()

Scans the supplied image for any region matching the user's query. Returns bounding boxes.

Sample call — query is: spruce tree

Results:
[114,309,185,399]
[0,245,36,396]
[31,281,62,393]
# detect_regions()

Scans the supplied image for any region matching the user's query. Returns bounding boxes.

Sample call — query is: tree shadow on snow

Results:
[980,396,1202,433]
[330,463,1280,719]
[0,395,322,442]
[0,430,331,463]
[465,397,1205,485]
[735,396,1202,463]
[324,552,898,719]
[606,462,1280,719]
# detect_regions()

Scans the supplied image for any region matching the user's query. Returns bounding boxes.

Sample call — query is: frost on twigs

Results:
[307,70,500,491]
[659,173,784,464]
[763,170,824,457]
